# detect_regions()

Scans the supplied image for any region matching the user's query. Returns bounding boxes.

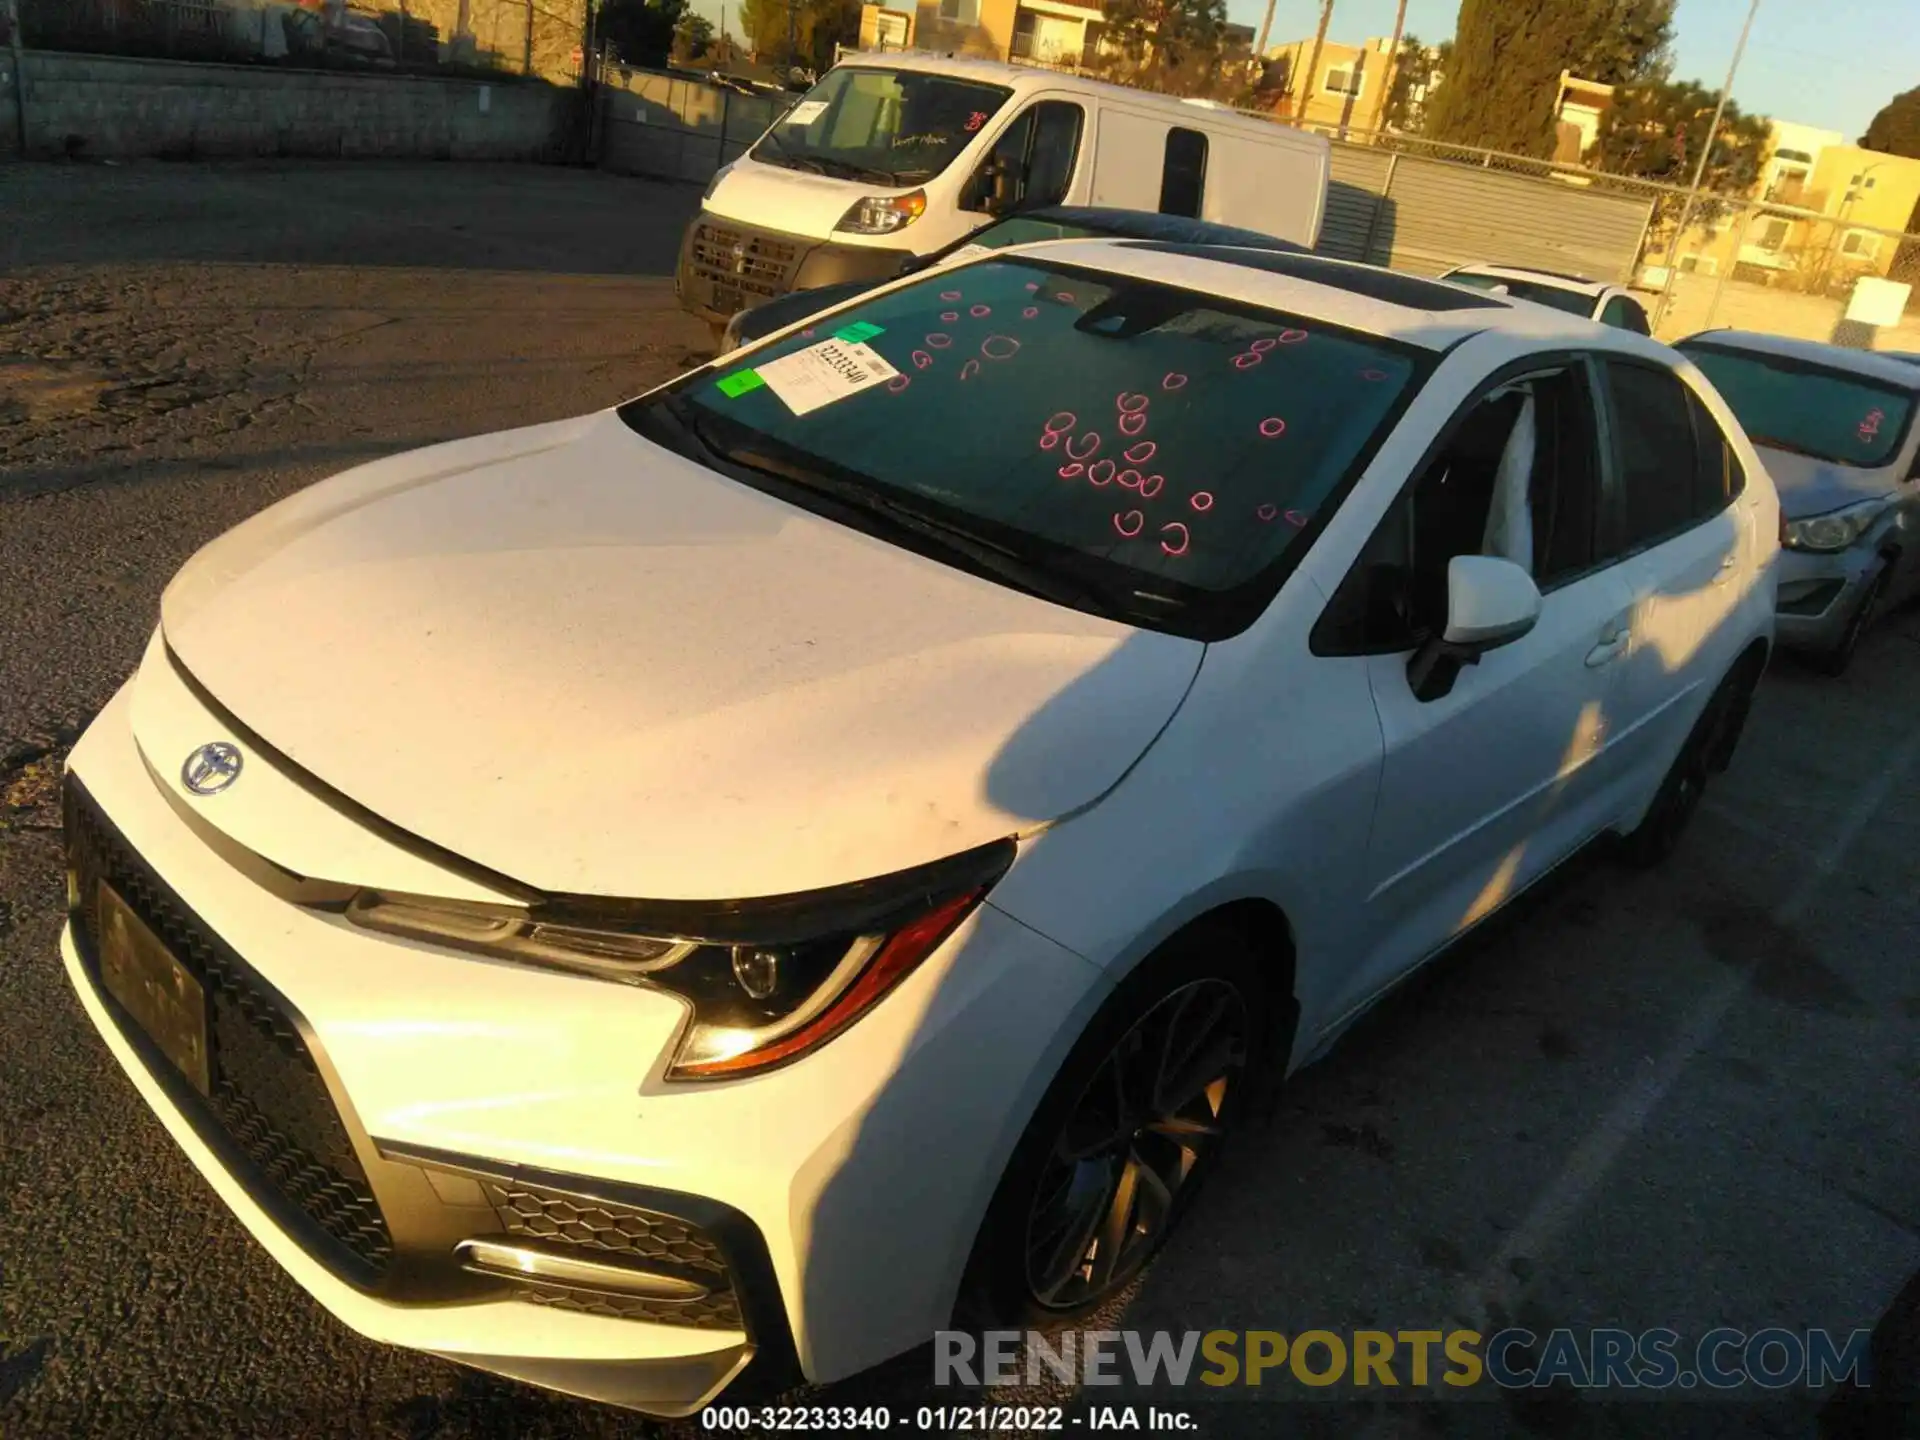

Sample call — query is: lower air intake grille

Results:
[65,780,394,1281]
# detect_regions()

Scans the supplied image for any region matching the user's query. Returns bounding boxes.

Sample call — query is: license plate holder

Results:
[710,282,743,316]
[97,882,211,1095]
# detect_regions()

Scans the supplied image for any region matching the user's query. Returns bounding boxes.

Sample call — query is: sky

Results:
[692,0,1918,142]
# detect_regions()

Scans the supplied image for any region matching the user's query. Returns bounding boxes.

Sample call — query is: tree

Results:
[1862,87,1920,158]
[1571,0,1674,86]
[737,0,854,70]
[600,0,687,67]
[1592,77,1770,191]
[1380,35,1447,132]
[1427,0,1673,156]
[1860,87,1920,288]
[674,10,713,59]
[1095,0,1229,93]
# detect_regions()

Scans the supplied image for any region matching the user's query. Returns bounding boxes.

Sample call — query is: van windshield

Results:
[621,257,1429,639]
[752,67,1011,186]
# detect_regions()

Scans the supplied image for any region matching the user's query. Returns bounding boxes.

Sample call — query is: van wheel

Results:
[958,931,1271,1329]
[1618,657,1757,869]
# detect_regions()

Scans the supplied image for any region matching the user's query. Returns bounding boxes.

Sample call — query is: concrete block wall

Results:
[3,50,572,161]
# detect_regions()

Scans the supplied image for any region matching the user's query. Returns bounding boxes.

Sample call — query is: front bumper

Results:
[59,672,1106,1408]
[676,211,912,326]
[1773,544,1882,653]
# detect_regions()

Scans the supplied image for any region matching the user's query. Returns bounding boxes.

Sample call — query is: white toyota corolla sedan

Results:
[61,240,1778,1415]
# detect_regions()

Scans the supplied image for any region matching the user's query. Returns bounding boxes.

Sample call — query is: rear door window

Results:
[1685,388,1746,516]
[1599,359,1701,558]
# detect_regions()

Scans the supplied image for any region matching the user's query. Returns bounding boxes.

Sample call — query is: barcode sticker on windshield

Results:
[783,100,828,127]
[756,337,899,416]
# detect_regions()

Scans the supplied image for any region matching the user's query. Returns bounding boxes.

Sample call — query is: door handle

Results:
[1585,624,1630,668]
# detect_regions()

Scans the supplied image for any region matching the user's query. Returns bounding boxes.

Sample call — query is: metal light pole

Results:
[1649,0,1761,332]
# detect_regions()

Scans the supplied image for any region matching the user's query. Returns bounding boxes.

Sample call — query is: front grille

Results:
[689,221,803,302]
[65,781,394,1281]
[480,1177,742,1330]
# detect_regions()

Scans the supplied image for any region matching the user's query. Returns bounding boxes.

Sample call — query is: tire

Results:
[1814,567,1889,678]
[957,929,1277,1330]
[1618,654,1760,869]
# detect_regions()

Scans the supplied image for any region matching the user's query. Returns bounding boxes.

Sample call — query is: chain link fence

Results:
[1248,121,1920,345]
[20,0,587,82]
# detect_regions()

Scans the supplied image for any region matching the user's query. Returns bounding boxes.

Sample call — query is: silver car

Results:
[1678,331,1920,674]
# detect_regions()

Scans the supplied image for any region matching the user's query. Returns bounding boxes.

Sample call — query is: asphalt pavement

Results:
[1,159,1916,1440]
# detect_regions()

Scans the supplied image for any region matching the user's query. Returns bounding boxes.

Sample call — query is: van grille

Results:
[689,221,804,301]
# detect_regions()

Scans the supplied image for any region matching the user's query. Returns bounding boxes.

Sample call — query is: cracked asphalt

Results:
[2,159,1918,1440]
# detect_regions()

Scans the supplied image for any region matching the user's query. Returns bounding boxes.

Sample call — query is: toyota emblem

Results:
[181,741,243,796]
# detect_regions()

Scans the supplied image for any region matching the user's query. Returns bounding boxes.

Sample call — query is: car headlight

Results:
[1783,499,1887,553]
[341,838,1014,1080]
[835,189,926,236]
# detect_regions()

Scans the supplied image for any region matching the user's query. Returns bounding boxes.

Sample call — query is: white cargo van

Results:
[676,53,1331,333]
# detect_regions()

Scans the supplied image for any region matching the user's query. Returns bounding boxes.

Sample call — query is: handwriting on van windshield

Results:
[890,133,952,149]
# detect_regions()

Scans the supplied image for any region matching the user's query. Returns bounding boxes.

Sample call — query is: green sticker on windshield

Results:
[833,320,885,343]
[715,369,765,398]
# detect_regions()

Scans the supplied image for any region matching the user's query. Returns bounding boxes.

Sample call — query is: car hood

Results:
[1753,446,1899,518]
[159,410,1202,900]
[706,156,888,243]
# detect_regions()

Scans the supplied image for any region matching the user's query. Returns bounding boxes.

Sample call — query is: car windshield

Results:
[1679,342,1918,469]
[1447,271,1595,316]
[622,258,1429,639]
[751,68,1011,186]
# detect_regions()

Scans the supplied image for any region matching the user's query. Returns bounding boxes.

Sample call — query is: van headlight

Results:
[836,189,927,235]
[1783,499,1887,553]
[341,838,1014,1080]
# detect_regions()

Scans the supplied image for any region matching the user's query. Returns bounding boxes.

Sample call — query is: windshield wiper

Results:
[657,398,1124,615]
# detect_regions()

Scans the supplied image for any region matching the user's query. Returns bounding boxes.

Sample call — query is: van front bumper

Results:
[676,211,912,325]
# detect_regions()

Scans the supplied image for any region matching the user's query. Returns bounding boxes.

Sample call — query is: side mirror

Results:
[1406,555,1542,702]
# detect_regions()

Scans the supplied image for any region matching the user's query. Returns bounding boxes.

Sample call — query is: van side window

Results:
[1025,102,1084,208]
[1160,127,1208,218]
[963,101,1085,214]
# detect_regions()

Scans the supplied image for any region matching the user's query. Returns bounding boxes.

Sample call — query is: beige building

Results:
[1668,124,1920,290]
[1261,34,1404,134]
[912,0,1103,67]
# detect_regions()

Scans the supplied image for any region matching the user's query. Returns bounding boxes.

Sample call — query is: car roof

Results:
[1677,330,1920,388]
[985,237,1668,355]
[1446,263,1611,297]
[1004,207,1306,253]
